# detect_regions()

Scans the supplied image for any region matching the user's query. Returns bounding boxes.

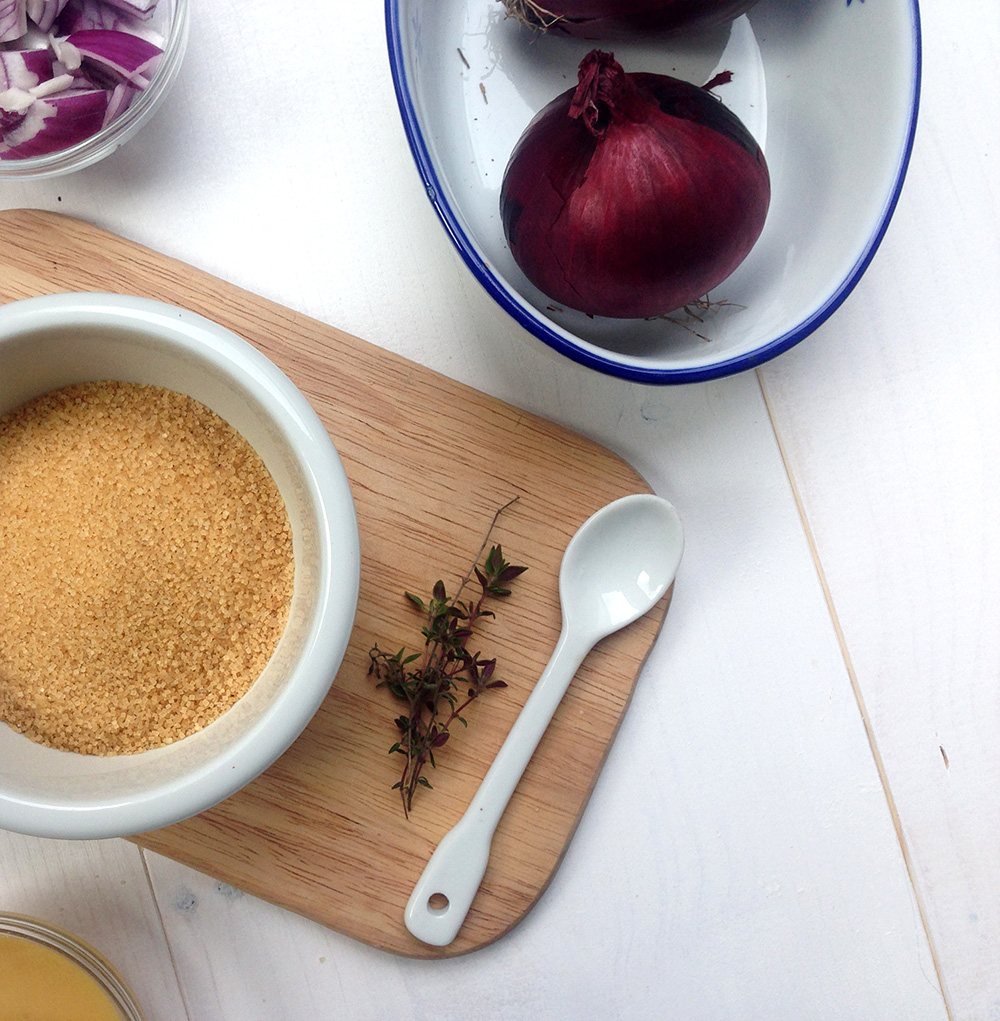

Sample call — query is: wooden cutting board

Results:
[0,209,672,958]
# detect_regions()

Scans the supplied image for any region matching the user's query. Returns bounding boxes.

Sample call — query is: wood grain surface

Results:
[0,209,670,958]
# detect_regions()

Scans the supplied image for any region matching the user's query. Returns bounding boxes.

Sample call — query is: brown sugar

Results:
[0,381,294,755]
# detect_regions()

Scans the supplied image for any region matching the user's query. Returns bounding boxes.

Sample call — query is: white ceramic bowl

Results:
[386,0,921,382]
[0,293,360,839]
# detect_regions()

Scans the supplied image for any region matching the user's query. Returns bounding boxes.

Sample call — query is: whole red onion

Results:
[500,50,770,320]
[500,0,759,38]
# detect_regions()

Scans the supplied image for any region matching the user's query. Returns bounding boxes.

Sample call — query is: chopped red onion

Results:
[66,29,162,89]
[100,0,155,21]
[26,68,73,95]
[0,83,107,157]
[55,0,160,38]
[0,86,34,117]
[25,0,70,32]
[0,47,55,90]
[0,0,164,160]
[0,0,28,43]
[100,77,133,125]
[49,34,82,70]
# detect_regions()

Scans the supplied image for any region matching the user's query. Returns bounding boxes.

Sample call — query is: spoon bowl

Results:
[560,494,685,642]
[405,494,684,946]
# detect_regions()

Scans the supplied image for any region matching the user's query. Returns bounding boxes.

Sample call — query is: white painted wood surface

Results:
[0,1,995,1018]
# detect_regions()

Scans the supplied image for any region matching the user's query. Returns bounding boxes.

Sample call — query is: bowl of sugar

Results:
[0,292,360,839]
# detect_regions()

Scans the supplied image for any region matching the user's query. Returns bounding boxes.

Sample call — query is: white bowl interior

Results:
[0,295,359,837]
[389,0,920,380]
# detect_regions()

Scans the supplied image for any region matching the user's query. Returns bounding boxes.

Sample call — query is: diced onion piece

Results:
[49,35,83,71]
[0,47,55,90]
[29,70,74,96]
[56,0,157,34]
[0,86,36,115]
[100,0,155,21]
[0,83,108,157]
[25,0,70,31]
[100,78,134,126]
[66,28,162,90]
[0,0,28,43]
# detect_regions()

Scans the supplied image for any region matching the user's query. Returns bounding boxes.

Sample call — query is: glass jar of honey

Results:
[0,913,144,1020]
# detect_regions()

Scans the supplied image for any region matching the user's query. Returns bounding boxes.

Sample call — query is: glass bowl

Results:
[0,912,145,1020]
[0,0,189,179]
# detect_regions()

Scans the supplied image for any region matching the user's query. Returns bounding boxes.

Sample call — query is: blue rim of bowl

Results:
[384,0,922,384]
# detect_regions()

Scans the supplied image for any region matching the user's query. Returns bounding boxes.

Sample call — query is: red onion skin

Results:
[500,51,770,320]
[502,0,759,38]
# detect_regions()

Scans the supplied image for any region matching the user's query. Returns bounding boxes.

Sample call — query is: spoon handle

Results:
[404,628,590,947]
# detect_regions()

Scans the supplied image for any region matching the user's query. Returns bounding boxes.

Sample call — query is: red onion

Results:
[0,0,163,159]
[101,0,156,20]
[63,28,162,89]
[1,83,108,157]
[25,0,71,33]
[500,0,759,38]
[500,50,770,320]
[0,47,54,90]
[55,0,155,32]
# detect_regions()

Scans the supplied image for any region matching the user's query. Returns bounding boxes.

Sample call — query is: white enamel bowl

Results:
[0,293,360,839]
[386,0,921,383]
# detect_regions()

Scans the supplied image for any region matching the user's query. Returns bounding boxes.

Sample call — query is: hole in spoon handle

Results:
[404,812,493,946]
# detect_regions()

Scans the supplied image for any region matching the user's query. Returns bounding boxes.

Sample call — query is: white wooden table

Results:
[1,2,997,1018]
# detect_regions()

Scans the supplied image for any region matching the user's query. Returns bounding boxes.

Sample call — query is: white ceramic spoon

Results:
[404,493,684,946]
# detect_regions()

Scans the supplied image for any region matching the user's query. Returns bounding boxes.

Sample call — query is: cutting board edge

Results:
[0,208,654,501]
[128,582,672,960]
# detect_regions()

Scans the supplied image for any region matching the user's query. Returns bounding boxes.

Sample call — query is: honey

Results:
[0,932,125,1020]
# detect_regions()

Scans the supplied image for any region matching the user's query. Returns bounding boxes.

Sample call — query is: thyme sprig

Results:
[368,500,527,817]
